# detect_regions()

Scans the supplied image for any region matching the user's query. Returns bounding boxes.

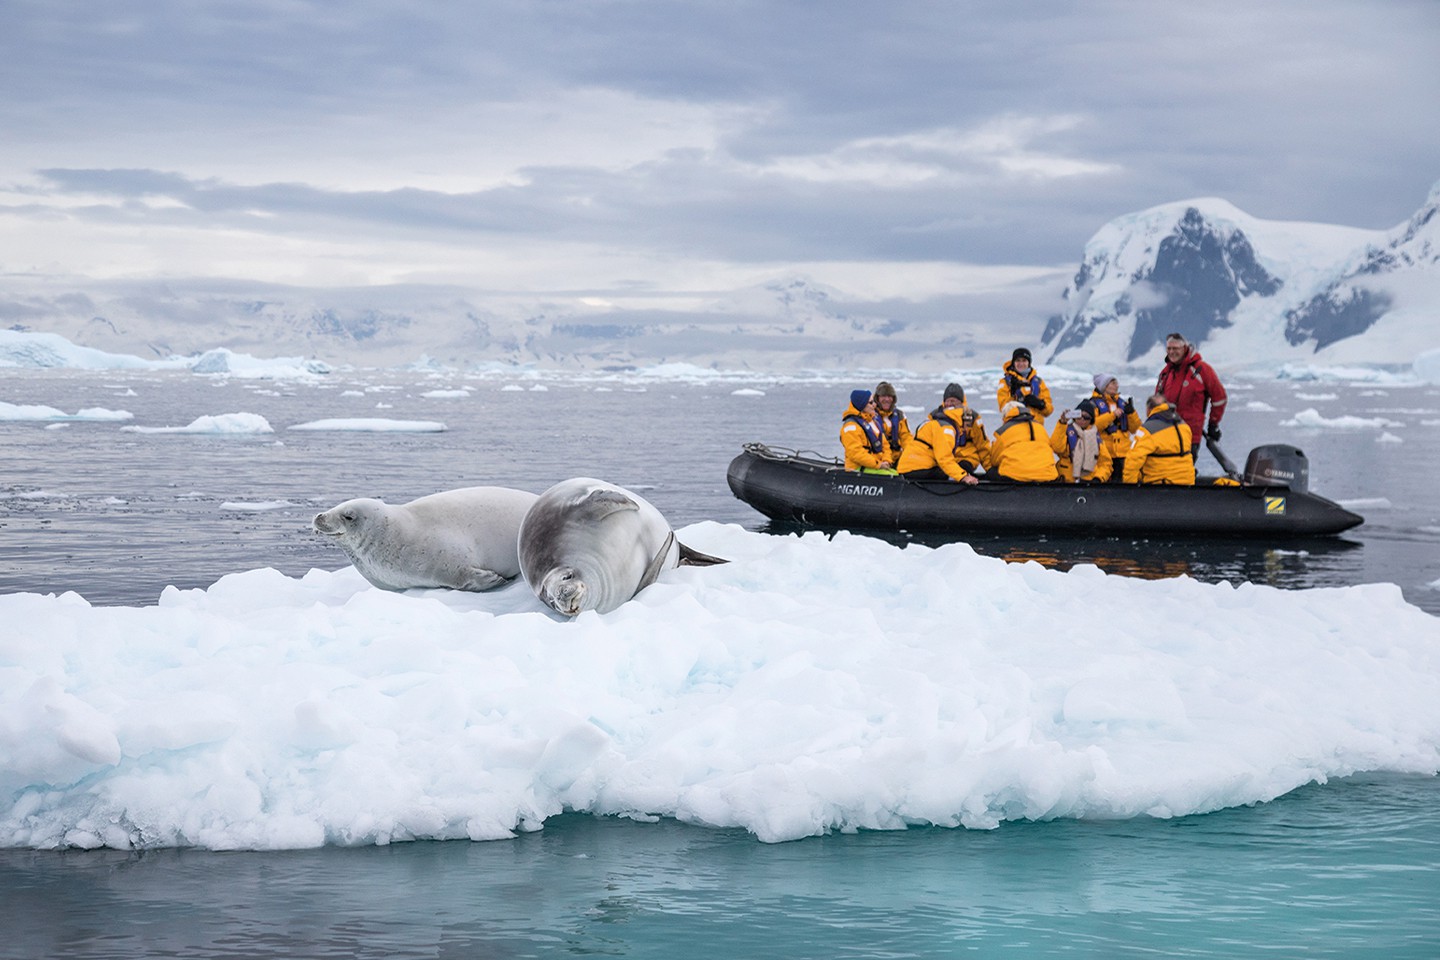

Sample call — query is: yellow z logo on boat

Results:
[1264,496,1286,516]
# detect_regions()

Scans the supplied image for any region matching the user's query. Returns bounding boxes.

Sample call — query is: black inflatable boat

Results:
[726,442,1364,538]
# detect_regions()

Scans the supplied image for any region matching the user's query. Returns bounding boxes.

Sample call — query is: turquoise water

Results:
[2,773,1436,959]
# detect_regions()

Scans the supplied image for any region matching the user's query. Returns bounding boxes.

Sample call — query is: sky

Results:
[2,0,1438,325]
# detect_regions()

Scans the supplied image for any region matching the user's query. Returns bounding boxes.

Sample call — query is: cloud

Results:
[1,0,1438,332]
[750,115,1122,186]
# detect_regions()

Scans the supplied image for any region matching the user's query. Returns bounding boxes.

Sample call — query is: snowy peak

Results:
[1043,200,1284,362]
[1042,184,1436,367]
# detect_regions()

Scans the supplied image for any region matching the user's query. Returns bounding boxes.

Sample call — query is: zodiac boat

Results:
[726,442,1364,538]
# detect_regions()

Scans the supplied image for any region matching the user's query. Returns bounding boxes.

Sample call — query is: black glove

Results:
[1022,394,1045,410]
[1123,397,1135,417]
[1205,424,1221,442]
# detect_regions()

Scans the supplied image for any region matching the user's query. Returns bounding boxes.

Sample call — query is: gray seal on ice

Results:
[518,477,726,617]
[313,486,539,592]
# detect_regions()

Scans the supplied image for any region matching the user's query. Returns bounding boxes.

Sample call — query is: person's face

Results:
[1077,413,1093,429]
[943,397,962,410]
[1013,358,1031,375]
[1105,381,1119,398]
[877,395,894,411]
[1165,340,1187,362]
[863,399,876,414]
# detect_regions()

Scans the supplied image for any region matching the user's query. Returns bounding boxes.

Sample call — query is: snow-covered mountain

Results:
[0,274,981,374]
[6,277,546,369]
[1040,182,1440,369]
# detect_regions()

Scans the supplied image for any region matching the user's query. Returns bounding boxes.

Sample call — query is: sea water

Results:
[2,366,1438,957]
[2,367,1437,612]
[1,774,1436,958]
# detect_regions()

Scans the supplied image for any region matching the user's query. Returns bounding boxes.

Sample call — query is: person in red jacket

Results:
[1154,333,1228,460]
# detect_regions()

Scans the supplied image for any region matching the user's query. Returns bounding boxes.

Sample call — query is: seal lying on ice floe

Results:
[518,477,726,617]
[313,486,538,591]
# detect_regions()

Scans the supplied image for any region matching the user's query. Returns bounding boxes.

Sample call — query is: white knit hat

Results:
[1093,373,1117,392]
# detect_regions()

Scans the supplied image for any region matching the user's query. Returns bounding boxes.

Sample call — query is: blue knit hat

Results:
[850,389,872,410]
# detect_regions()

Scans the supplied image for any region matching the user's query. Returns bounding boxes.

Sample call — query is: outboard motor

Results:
[1243,444,1309,493]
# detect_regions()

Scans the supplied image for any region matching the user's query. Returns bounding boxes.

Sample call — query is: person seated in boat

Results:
[1051,400,1113,483]
[1123,394,1196,485]
[990,400,1060,482]
[897,383,986,485]
[1088,373,1141,484]
[996,347,1053,426]
[840,389,894,472]
[872,381,912,465]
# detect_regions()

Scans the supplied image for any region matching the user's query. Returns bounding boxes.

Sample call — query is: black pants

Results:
[1109,457,1126,483]
[900,467,955,482]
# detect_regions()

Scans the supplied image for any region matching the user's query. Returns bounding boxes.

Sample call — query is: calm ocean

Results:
[2,367,1438,957]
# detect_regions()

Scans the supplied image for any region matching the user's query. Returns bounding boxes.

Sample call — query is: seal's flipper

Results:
[572,488,640,519]
[457,568,511,591]
[635,530,676,593]
[678,542,728,566]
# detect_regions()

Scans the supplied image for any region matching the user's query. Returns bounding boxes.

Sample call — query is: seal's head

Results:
[313,499,381,538]
[537,565,589,617]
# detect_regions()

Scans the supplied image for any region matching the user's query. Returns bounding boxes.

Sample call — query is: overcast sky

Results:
[2,0,1437,318]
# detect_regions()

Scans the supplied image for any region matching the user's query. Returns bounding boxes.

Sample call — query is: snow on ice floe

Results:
[731,388,766,397]
[121,413,274,435]
[1,524,1437,852]
[288,418,447,432]
[1279,408,1404,430]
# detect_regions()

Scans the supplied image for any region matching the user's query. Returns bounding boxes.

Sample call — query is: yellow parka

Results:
[840,402,891,471]
[1123,403,1196,485]
[873,407,912,465]
[1050,420,1114,483]
[996,360,1054,424]
[990,406,1059,482]
[1089,391,1142,460]
[898,406,991,481]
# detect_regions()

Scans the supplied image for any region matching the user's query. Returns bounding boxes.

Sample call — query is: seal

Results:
[518,477,726,616]
[313,486,539,592]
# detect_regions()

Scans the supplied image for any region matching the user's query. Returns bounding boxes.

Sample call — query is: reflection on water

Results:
[763,520,1369,591]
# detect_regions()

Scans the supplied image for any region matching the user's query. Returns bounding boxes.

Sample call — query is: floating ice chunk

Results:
[288,418,447,432]
[122,413,274,434]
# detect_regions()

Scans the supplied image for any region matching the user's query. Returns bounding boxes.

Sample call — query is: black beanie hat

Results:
[943,382,965,402]
[1012,347,1032,364]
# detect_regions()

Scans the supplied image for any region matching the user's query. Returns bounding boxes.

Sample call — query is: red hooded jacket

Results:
[1155,348,1227,441]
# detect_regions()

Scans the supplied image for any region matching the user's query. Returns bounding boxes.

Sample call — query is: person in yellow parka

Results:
[897,383,988,485]
[1051,400,1113,483]
[872,381,912,466]
[1123,395,1196,485]
[990,400,1060,482]
[839,389,893,472]
[996,347,1053,425]
[1088,373,1142,483]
